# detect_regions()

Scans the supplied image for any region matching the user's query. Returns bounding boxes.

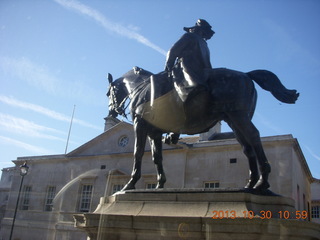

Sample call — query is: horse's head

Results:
[107,67,153,118]
[107,73,128,118]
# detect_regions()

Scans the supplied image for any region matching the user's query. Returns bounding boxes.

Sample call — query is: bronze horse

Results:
[107,67,298,194]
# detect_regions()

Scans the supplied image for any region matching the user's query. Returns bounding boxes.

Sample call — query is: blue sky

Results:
[0,0,319,178]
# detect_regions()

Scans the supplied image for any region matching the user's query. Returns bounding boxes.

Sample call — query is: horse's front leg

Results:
[122,117,148,191]
[149,131,166,189]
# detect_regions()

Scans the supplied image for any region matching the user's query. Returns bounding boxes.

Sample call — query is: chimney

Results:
[104,116,121,132]
[199,122,222,141]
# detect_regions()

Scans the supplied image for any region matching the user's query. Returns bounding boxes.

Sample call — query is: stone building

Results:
[0,167,14,228]
[311,178,320,224]
[0,117,318,240]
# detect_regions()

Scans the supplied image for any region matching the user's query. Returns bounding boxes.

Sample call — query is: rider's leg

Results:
[163,132,180,145]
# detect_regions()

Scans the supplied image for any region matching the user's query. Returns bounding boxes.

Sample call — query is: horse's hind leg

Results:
[225,112,271,191]
[122,117,148,191]
[226,118,259,189]
[148,131,166,189]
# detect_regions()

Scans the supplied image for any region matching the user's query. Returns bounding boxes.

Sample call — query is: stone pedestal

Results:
[74,189,320,240]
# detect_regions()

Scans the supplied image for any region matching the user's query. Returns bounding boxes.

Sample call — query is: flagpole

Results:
[65,105,76,154]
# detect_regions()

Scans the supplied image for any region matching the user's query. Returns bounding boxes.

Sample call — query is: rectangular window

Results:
[146,183,157,189]
[112,184,124,194]
[79,185,93,212]
[44,186,56,211]
[204,182,220,189]
[311,206,319,219]
[21,186,32,210]
[230,158,237,164]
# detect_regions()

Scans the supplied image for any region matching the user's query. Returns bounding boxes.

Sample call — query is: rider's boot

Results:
[163,133,180,145]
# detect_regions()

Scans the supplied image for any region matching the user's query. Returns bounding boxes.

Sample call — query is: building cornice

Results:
[9,134,314,184]
[185,134,295,150]
[312,177,320,183]
[292,138,314,183]
[311,200,320,205]
[13,154,67,164]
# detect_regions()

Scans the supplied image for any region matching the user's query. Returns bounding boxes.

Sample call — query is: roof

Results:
[179,136,199,144]
[178,132,236,145]
[67,121,135,157]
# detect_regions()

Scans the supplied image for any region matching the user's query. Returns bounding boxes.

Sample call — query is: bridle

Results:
[107,82,129,118]
[107,70,152,119]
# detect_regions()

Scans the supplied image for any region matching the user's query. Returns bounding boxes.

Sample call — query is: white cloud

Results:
[305,145,320,162]
[0,57,58,94]
[0,136,51,155]
[0,95,100,130]
[0,113,66,141]
[0,57,104,106]
[53,0,166,56]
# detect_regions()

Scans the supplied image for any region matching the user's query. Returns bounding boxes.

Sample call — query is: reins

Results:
[111,77,150,119]
[117,95,129,119]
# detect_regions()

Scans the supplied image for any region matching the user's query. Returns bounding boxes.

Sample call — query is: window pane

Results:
[79,185,93,212]
[204,182,219,189]
[230,158,237,164]
[112,184,124,194]
[146,183,157,189]
[21,186,32,210]
[311,206,319,219]
[45,186,56,211]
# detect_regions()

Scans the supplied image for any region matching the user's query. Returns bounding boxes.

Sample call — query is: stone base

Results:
[74,189,320,240]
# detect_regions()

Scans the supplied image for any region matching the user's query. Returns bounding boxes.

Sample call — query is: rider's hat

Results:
[184,19,215,34]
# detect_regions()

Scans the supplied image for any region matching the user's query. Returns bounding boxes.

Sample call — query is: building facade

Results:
[0,118,317,240]
[311,179,320,224]
[0,167,14,229]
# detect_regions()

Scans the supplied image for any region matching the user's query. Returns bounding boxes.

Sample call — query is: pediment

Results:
[67,120,180,157]
[68,121,136,157]
[110,169,128,176]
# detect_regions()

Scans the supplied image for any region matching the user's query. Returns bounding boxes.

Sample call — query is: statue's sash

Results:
[142,73,185,132]
[133,69,213,134]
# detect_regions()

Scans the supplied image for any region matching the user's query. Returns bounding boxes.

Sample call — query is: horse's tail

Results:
[247,70,299,104]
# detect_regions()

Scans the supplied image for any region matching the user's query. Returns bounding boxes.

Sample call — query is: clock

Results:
[118,136,129,147]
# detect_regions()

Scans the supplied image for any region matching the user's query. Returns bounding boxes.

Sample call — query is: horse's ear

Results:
[108,73,113,84]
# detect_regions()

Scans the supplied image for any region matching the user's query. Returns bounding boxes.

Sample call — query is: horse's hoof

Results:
[156,183,165,189]
[253,180,270,191]
[244,177,259,189]
[156,174,166,189]
[156,179,166,189]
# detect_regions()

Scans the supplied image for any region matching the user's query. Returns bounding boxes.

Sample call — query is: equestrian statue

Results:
[107,19,299,195]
